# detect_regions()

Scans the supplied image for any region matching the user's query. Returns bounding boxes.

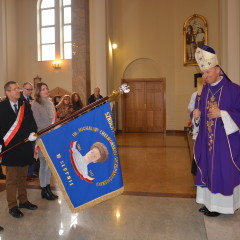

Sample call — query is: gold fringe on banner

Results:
[37,139,124,213]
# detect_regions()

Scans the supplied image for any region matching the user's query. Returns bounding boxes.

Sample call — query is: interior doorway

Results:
[122,78,166,132]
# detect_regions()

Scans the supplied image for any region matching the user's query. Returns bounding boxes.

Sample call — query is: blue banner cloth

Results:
[38,102,124,212]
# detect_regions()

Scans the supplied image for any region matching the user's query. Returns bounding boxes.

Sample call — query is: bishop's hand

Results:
[207,107,221,119]
[193,109,201,119]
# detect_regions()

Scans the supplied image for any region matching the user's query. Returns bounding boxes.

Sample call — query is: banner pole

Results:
[0,84,130,158]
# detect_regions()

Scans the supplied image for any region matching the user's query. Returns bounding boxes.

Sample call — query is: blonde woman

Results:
[56,95,73,120]
[31,82,58,200]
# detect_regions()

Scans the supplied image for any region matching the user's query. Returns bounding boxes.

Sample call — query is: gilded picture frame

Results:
[183,14,208,66]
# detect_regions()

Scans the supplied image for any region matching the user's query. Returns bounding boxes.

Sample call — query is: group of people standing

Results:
[0,82,103,231]
[55,93,82,120]
[53,87,103,120]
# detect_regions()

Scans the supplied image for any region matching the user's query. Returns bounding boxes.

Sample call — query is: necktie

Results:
[27,97,30,103]
[13,104,18,115]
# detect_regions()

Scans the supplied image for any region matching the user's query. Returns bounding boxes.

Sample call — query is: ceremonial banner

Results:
[37,102,124,212]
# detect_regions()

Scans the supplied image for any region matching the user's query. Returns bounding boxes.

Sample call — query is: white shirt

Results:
[23,94,29,102]
[9,101,18,113]
[188,91,197,112]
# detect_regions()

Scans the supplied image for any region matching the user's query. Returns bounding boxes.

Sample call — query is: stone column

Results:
[72,0,90,105]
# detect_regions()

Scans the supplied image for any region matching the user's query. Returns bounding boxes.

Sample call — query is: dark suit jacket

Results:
[0,98,37,166]
[88,94,103,105]
[20,92,33,103]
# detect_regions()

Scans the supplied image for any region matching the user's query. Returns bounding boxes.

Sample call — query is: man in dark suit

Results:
[20,82,34,104]
[0,81,38,218]
[20,82,37,181]
[88,87,103,104]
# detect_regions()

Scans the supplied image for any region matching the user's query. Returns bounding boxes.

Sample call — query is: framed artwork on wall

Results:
[33,75,42,89]
[183,14,208,66]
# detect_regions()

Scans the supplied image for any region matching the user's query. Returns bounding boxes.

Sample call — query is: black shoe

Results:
[0,174,6,180]
[41,187,55,200]
[9,206,24,218]
[204,210,221,217]
[46,184,58,199]
[199,206,208,213]
[19,201,38,210]
[0,226,4,231]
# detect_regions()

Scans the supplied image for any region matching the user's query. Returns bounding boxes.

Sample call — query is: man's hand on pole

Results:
[28,133,37,142]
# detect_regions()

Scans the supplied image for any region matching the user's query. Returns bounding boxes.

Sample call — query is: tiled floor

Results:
[0,189,207,240]
[0,132,239,240]
[118,133,196,196]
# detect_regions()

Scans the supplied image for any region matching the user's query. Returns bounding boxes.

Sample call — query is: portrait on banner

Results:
[70,141,109,183]
[183,14,208,66]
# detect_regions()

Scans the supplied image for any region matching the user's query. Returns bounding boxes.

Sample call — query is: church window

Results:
[38,0,72,61]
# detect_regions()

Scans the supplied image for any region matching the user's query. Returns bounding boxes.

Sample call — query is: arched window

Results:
[38,0,72,61]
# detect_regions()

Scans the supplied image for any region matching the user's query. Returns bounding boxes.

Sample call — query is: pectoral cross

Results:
[210,95,215,102]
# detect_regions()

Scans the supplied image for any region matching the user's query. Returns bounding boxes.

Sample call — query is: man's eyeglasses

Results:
[7,88,20,92]
[24,88,33,91]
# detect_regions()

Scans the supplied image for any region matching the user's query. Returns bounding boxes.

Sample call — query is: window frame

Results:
[38,0,72,61]
[61,0,72,60]
[38,0,56,61]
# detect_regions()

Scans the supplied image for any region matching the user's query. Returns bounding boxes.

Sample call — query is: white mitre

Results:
[195,45,218,71]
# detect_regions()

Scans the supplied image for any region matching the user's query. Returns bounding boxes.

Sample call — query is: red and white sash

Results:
[3,102,25,146]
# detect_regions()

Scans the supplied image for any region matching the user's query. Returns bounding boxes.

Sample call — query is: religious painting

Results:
[183,14,208,66]
[33,75,42,89]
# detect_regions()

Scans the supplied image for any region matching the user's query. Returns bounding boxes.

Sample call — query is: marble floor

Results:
[0,132,240,240]
[118,132,196,196]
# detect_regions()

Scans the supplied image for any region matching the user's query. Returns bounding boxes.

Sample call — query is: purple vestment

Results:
[194,76,240,196]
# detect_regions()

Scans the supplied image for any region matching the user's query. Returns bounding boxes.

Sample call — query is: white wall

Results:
[2,0,239,131]
[0,0,73,93]
[220,0,240,84]
[15,0,72,92]
[89,0,108,96]
[109,0,220,130]
[0,0,7,97]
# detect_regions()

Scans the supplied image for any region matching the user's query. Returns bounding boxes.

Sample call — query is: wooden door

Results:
[125,82,146,132]
[123,79,165,133]
[146,82,164,132]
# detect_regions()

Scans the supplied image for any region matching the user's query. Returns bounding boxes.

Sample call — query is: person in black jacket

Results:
[20,82,34,104]
[0,81,38,218]
[88,87,103,104]
[0,96,6,179]
[20,82,36,181]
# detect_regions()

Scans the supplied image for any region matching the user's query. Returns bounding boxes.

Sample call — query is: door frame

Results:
[121,78,166,133]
